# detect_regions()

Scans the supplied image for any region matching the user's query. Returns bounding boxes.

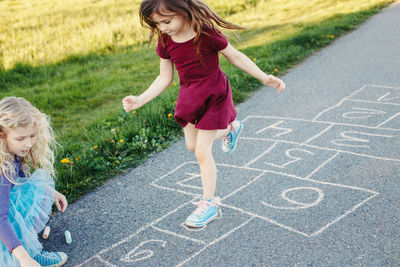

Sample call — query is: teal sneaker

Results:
[222,120,243,153]
[185,197,220,227]
[33,250,68,267]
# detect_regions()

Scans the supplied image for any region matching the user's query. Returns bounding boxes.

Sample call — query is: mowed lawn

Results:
[0,0,394,201]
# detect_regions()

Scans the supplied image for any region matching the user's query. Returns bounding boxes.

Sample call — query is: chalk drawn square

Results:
[307,124,400,160]
[213,138,276,167]
[153,202,252,244]
[245,142,337,178]
[305,152,400,191]
[314,100,399,128]
[348,85,400,105]
[241,116,329,143]
[151,162,263,197]
[223,172,378,237]
[98,227,204,267]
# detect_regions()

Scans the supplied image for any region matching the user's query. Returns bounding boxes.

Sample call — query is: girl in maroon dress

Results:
[123,0,285,227]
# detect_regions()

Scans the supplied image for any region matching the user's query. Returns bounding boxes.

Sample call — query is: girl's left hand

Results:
[263,75,286,92]
[54,191,68,213]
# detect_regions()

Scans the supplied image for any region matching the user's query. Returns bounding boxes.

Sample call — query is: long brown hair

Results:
[139,0,246,54]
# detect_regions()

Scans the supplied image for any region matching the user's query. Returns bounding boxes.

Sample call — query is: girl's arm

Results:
[123,58,174,112]
[0,185,22,252]
[220,43,286,92]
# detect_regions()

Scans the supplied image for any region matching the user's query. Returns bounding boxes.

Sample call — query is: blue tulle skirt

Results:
[0,169,55,267]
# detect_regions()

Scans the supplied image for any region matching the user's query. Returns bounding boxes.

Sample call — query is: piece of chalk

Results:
[42,226,50,239]
[64,230,72,244]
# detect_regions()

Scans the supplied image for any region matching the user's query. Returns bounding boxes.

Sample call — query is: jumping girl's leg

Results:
[195,129,218,199]
[183,123,218,198]
[184,129,220,227]
[183,123,198,152]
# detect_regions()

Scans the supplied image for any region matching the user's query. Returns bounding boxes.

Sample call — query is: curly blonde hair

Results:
[0,97,56,183]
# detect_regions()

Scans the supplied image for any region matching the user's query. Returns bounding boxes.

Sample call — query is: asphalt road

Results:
[44,2,400,266]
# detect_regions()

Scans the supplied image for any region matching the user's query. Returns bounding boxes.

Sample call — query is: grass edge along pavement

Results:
[0,2,394,203]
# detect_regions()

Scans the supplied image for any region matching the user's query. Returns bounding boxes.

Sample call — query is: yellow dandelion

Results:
[168,113,172,118]
[111,140,115,143]
[253,57,256,61]
[61,158,70,164]
[119,139,124,143]
[274,68,279,72]
[173,82,177,86]
[76,156,80,161]
[174,101,177,105]
[94,145,98,149]
[106,138,110,141]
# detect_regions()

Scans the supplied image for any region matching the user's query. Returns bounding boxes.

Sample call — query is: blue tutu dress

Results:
[0,169,55,267]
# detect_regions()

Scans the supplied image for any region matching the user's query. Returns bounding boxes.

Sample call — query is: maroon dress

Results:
[156,28,236,130]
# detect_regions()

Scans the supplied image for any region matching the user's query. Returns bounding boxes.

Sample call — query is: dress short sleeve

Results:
[156,37,169,59]
[212,30,229,52]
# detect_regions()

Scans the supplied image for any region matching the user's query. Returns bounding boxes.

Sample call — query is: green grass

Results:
[0,0,394,201]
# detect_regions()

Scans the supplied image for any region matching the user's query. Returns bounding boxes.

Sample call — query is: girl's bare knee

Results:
[183,123,197,152]
[186,142,196,152]
[195,148,209,164]
[185,137,196,152]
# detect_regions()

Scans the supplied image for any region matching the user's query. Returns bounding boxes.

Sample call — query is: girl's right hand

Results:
[122,95,144,112]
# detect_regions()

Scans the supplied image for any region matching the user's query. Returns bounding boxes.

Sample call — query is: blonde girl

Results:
[123,0,285,227]
[0,97,68,267]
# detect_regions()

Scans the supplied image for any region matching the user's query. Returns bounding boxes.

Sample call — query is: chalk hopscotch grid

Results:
[240,119,399,163]
[241,85,399,164]
[313,84,400,130]
[151,161,379,237]
[75,193,255,267]
[75,84,397,266]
